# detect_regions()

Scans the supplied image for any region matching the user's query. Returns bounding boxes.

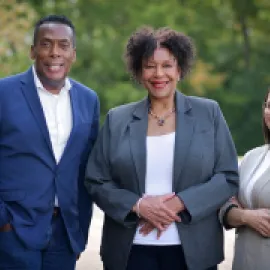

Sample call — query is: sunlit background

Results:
[1,0,270,154]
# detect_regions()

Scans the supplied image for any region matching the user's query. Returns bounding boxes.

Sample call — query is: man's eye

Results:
[41,42,50,47]
[61,43,70,49]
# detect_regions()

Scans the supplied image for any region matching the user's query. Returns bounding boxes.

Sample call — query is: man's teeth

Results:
[48,65,61,71]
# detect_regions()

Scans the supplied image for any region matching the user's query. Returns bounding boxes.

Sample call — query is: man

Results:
[0,15,99,270]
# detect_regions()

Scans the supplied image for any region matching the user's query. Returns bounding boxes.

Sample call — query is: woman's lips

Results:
[151,81,168,89]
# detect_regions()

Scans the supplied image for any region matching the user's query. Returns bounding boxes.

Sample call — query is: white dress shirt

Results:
[32,66,73,206]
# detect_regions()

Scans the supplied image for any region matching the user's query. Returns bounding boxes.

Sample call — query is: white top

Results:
[133,132,181,245]
[244,150,270,208]
[32,66,72,206]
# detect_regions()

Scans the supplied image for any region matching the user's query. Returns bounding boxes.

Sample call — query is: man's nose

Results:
[50,44,60,57]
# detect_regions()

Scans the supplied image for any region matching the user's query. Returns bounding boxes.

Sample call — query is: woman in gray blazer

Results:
[85,26,239,270]
[220,88,270,270]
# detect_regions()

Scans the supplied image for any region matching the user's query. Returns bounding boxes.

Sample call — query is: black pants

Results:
[104,244,217,270]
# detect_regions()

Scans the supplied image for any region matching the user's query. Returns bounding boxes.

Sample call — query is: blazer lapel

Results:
[239,145,269,207]
[129,98,148,195]
[128,92,195,194]
[20,69,54,157]
[252,160,270,208]
[57,84,79,167]
[173,91,195,190]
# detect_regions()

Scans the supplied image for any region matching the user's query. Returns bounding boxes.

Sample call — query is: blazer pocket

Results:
[0,190,26,201]
[194,125,213,133]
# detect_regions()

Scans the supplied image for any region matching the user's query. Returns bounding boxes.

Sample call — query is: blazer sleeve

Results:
[0,90,11,227]
[219,200,239,229]
[84,111,140,227]
[177,103,239,224]
[78,95,100,246]
[219,151,251,229]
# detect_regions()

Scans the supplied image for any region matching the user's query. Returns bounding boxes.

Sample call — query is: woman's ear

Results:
[177,67,181,81]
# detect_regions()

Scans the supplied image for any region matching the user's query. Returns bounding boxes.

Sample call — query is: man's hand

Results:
[0,223,12,232]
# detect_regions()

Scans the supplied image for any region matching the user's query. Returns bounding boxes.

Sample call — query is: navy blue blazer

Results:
[0,68,99,253]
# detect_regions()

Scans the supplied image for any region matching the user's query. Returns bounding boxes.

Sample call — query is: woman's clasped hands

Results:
[133,192,184,238]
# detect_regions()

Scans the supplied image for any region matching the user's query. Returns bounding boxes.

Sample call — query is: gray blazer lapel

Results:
[129,92,195,194]
[252,164,270,208]
[129,98,148,195]
[238,146,268,207]
[249,147,270,208]
[173,91,195,189]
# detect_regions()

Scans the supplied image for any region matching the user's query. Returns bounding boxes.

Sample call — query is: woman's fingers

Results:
[139,222,154,234]
[245,209,270,237]
[139,195,181,225]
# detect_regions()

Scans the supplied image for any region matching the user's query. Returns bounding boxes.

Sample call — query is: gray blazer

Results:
[85,91,239,270]
[220,145,270,270]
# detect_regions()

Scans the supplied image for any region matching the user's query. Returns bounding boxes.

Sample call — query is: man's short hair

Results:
[33,14,76,47]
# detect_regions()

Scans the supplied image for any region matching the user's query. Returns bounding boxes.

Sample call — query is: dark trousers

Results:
[105,244,217,270]
[0,209,77,270]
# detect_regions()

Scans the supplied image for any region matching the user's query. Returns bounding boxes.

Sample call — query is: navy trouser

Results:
[0,209,77,270]
[105,244,218,270]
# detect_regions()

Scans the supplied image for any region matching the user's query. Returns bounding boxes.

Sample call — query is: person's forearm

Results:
[227,207,248,227]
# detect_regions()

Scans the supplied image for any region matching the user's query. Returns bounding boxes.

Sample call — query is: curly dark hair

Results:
[124,26,195,81]
[262,88,270,144]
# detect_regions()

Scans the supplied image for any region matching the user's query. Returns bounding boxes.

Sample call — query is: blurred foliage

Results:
[0,0,36,76]
[1,0,270,154]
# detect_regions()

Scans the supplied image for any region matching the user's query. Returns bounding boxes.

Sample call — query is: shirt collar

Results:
[32,65,72,93]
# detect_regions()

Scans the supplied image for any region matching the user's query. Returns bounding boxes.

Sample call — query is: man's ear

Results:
[72,49,76,63]
[30,45,36,60]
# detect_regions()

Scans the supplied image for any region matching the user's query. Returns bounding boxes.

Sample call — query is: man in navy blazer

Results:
[0,15,99,269]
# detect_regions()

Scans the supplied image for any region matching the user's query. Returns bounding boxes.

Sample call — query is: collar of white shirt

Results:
[31,65,72,94]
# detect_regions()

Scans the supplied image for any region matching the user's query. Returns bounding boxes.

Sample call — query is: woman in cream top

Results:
[220,89,270,270]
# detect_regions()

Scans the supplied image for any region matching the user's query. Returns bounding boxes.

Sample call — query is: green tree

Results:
[0,0,36,77]
[2,0,270,154]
